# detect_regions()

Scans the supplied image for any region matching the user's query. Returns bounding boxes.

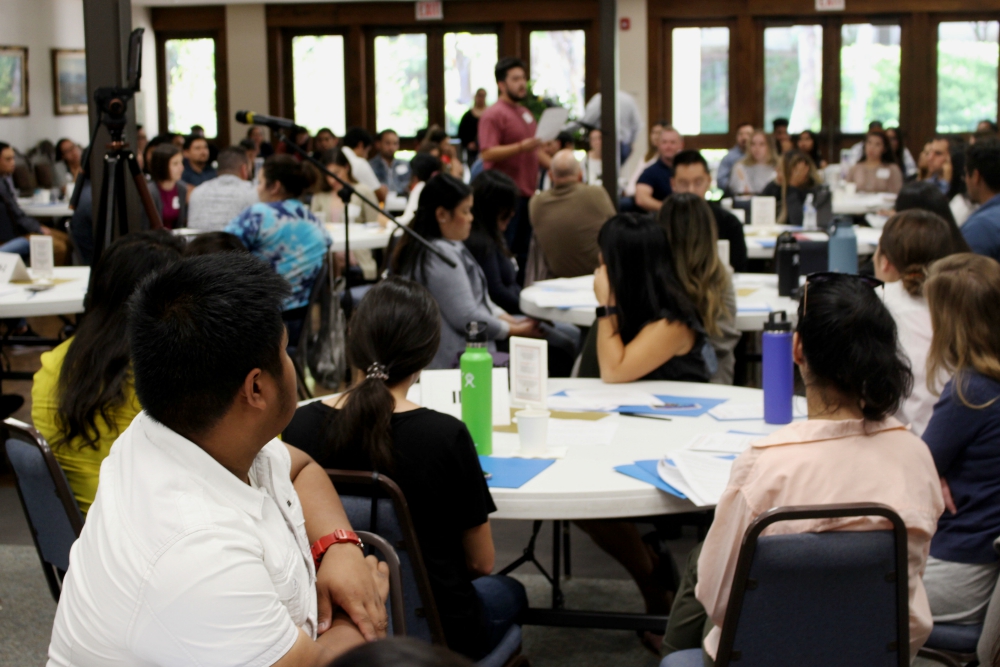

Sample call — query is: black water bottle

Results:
[775,232,800,297]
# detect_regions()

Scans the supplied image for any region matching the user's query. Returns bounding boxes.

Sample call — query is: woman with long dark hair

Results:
[761,150,824,226]
[895,180,971,252]
[582,213,711,383]
[282,278,526,660]
[147,143,188,229]
[466,170,521,313]
[31,231,184,514]
[847,130,903,194]
[796,130,826,169]
[390,173,540,368]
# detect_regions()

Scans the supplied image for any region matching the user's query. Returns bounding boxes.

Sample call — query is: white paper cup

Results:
[844,182,857,196]
[516,409,550,457]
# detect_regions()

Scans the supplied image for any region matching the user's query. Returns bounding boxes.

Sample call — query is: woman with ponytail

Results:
[874,209,964,435]
[282,277,526,660]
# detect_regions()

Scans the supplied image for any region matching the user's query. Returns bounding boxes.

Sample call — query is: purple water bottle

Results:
[763,311,793,424]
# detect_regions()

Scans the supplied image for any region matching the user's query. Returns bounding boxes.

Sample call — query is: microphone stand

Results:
[271,129,458,317]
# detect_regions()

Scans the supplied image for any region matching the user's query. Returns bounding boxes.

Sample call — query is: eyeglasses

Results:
[802,272,884,316]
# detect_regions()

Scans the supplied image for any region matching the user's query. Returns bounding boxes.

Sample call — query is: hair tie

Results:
[366,362,389,381]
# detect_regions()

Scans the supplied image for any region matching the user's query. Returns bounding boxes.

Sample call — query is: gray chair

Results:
[3,418,84,602]
[327,469,527,667]
[662,503,911,667]
[354,530,407,637]
[918,562,1000,667]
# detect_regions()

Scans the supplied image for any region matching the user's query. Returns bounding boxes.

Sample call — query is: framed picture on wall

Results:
[52,49,87,115]
[0,46,29,116]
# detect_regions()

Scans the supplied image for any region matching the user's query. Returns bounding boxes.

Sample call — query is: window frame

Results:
[931,14,1000,137]
[282,29,350,138]
[155,28,229,145]
[523,23,594,121]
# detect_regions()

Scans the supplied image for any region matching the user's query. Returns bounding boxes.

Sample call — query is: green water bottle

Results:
[460,321,493,455]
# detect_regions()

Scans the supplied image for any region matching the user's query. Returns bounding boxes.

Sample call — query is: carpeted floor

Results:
[0,545,57,666]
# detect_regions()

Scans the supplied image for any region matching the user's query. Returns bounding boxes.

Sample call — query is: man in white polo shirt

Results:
[47,253,389,667]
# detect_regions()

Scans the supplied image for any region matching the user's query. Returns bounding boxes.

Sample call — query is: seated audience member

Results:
[886,127,918,179]
[181,134,217,186]
[960,138,1000,261]
[846,120,884,166]
[635,126,684,212]
[874,210,960,436]
[796,130,827,170]
[528,149,616,279]
[420,126,464,179]
[624,121,666,198]
[225,155,332,312]
[923,136,953,195]
[147,144,188,230]
[47,252,390,666]
[537,131,575,192]
[183,231,248,257]
[397,153,441,226]
[979,120,999,135]
[369,130,410,197]
[730,130,778,195]
[466,170,522,314]
[582,213,711,383]
[186,146,259,231]
[584,128,603,186]
[53,138,83,194]
[279,127,312,160]
[169,133,185,149]
[658,194,740,385]
[670,150,748,272]
[142,134,170,176]
[772,117,791,155]
[311,127,338,161]
[716,122,754,194]
[248,125,274,159]
[847,130,903,194]
[283,278,526,659]
[922,253,1000,626]
[390,173,541,369]
[31,232,184,515]
[894,181,971,252]
[341,127,388,202]
[0,141,48,260]
[661,272,944,662]
[762,150,823,226]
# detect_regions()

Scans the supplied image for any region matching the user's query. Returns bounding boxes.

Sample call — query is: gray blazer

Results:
[404,239,509,369]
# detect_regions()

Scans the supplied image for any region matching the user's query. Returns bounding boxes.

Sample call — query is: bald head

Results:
[550,149,582,185]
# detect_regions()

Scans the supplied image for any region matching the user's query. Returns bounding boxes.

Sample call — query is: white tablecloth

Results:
[0,266,89,318]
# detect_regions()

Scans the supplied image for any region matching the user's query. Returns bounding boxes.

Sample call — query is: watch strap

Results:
[311,529,364,570]
[595,305,619,319]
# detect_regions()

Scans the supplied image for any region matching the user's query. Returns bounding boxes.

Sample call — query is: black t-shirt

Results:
[637,159,674,202]
[282,403,496,657]
[709,202,749,272]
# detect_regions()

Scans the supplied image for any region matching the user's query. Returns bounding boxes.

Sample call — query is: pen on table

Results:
[620,412,672,421]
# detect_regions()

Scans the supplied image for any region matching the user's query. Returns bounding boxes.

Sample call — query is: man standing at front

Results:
[479,57,543,284]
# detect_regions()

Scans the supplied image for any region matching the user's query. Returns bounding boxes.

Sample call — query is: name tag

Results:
[522,111,534,125]
[172,196,180,210]
[876,168,891,180]
[395,164,408,175]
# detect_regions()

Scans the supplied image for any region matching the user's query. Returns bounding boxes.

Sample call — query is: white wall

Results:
[0,0,90,152]
[226,4,270,145]
[132,5,159,134]
[617,0,649,181]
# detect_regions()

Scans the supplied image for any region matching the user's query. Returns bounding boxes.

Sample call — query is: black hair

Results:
[797,130,823,167]
[0,141,9,152]
[183,231,248,257]
[895,181,971,253]
[217,146,249,173]
[672,150,709,174]
[316,127,335,138]
[428,127,449,144]
[183,134,207,151]
[330,638,472,667]
[391,173,471,278]
[868,120,883,130]
[866,130,896,165]
[796,277,912,421]
[495,56,527,83]
[377,129,398,141]
[966,138,1000,193]
[127,253,292,438]
[772,117,789,129]
[598,213,701,345]
[469,170,519,259]
[55,232,184,450]
[409,153,442,183]
[555,131,575,148]
[885,127,906,173]
[238,138,256,151]
[150,144,181,183]
[328,278,441,474]
[980,120,999,133]
[343,127,373,149]
[736,121,754,131]
[55,138,75,164]
[262,154,313,198]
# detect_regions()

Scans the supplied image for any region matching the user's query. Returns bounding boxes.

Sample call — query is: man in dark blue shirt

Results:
[181,135,218,187]
[962,138,1000,262]
[635,126,683,212]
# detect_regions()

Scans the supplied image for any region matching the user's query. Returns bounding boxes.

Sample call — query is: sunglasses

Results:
[802,272,884,316]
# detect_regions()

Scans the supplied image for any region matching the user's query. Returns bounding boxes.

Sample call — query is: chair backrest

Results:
[355,530,406,637]
[715,503,910,667]
[327,469,447,645]
[3,418,84,602]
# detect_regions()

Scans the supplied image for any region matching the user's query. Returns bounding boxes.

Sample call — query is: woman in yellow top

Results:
[32,231,184,515]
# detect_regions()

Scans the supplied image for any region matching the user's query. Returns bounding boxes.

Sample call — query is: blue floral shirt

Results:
[224,199,331,310]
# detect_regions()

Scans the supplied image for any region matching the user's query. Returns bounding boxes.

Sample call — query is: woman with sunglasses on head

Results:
[659,272,944,663]
[920,253,1000,630]
[282,278,525,661]
[874,210,963,436]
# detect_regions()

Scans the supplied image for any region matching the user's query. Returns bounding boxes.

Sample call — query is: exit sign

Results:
[816,0,845,10]
[416,1,443,20]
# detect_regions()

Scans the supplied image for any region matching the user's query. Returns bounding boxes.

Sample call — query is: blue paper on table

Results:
[756,239,777,248]
[620,395,729,418]
[479,456,555,489]
[614,461,686,499]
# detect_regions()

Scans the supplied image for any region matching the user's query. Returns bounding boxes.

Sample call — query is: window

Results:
[374,34,428,137]
[529,30,586,118]
[292,35,346,137]
[764,25,822,132]
[444,32,498,136]
[164,38,217,137]
[671,27,729,135]
[840,25,900,134]
[937,21,999,133]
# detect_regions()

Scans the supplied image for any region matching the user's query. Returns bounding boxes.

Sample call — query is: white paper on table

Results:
[685,432,757,454]
[546,417,618,448]
[414,368,511,426]
[29,235,54,279]
[0,252,31,283]
[669,450,735,506]
[657,458,699,500]
[736,301,772,313]
[534,107,570,142]
[510,336,547,409]
[560,388,662,411]
[536,275,595,291]
[708,396,808,421]
[750,196,777,227]
[532,290,598,308]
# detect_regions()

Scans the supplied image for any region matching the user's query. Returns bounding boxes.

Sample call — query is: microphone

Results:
[235,110,299,131]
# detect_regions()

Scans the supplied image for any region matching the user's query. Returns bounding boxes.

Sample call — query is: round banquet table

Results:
[488,378,776,521]
[0,266,89,318]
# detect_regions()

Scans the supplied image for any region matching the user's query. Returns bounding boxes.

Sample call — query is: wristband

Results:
[595,305,619,319]
[311,529,364,570]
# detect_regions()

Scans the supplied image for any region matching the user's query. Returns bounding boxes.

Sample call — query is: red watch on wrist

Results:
[311,529,364,570]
